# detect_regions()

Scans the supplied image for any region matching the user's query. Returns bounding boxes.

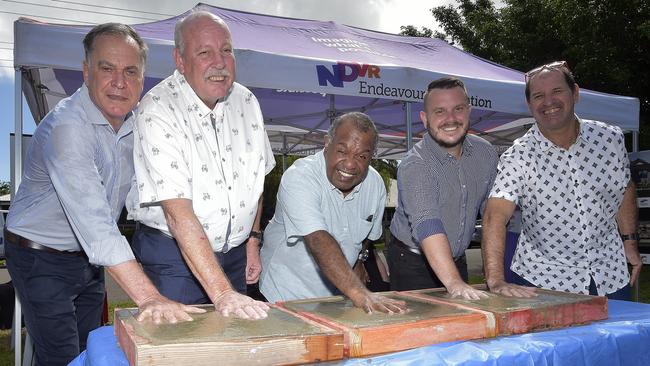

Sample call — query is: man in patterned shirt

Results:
[482,61,641,299]
[127,11,274,319]
[388,77,498,299]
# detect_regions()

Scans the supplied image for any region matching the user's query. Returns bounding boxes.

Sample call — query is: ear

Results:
[419,110,428,128]
[573,83,580,104]
[173,48,184,74]
[82,60,89,84]
[323,135,331,151]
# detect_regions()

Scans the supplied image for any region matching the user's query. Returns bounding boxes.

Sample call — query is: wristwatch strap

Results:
[620,233,639,241]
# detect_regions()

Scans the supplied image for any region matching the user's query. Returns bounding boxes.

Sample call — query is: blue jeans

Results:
[131,224,247,304]
[6,242,104,366]
[510,270,631,300]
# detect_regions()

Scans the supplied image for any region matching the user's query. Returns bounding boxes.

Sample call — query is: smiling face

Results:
[83,34,144,130]
[174,15,236,109]
[420,86,471,156]
[323,119,375,196]
[526,69,580,134]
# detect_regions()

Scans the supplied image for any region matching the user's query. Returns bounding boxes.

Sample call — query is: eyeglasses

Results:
[524,61,568,82]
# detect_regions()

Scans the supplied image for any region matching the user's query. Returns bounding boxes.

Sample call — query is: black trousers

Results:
[131,224,247,304]
[388,238,468,291]
[6,242,104,366]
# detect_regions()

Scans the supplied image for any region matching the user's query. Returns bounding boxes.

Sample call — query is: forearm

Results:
[107,260,163,306]
[420,234,465,287]
[306,230,368,300]
[162,199,233,303]
[481,199,514,286]
[616,182,638,235]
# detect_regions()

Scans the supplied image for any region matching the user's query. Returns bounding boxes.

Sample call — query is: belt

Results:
[391,237,422,255]
[3,228,84,256]
[136,223,175,239]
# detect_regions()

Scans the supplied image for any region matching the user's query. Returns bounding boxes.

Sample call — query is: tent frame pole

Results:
[13,68,24,366]
[405,102,413,151]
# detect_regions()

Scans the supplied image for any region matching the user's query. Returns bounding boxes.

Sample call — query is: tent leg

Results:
[405,102,413,151]
[13,68,24,366]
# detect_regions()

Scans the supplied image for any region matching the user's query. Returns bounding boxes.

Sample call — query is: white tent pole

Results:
[405,102,413,151]
[13,68,24,366]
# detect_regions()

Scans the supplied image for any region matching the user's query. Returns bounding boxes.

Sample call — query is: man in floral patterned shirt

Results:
[127,10,274,319]
[482,61,641,300]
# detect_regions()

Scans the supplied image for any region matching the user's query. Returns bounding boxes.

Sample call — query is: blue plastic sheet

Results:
[69,300,650,366]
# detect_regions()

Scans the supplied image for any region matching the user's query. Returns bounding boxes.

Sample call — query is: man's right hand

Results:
[213,289,270,320]
[350,291,409,314]
[136,294,206,324]
[487,279,537,298]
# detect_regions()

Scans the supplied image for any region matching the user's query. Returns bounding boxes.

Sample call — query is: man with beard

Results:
[388,77,497,299]
[127,10,274,319]
[482,61,640,299]
[260,112,407,314]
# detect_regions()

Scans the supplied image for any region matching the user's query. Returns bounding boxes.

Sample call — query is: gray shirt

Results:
[390,134,497,258]
[260,151,385,302]
[6,85,136,266]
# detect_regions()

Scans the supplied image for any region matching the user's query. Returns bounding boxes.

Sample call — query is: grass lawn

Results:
[1,269,650,365]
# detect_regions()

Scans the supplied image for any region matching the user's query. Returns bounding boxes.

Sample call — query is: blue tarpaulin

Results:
[69,300,650,366]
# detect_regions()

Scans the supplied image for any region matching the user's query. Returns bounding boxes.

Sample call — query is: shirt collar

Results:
[174,70,234,120]
[530,114,587,151]
[422,133,474,164]
[80,83,133,135]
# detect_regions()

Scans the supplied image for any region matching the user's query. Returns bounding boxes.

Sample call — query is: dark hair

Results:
[525,63,577,101]
[423,76,470,112]
[327,112,379,154]
[83,23,148,65]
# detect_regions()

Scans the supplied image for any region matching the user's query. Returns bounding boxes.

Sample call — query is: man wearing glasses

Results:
[388,76,498,299]
[482,61,641,299]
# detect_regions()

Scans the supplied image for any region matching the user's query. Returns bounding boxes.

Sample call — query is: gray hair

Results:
[327,112,379,154]
[83,23,148,65]
[174,10,230,54]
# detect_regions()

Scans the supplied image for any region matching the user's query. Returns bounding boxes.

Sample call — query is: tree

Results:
[0,181,9,196]
[403,0,650,149]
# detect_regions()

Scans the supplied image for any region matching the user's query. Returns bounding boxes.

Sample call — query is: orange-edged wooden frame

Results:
[401,284,608,335]
[278,292,495,357]
[114,304,344,366]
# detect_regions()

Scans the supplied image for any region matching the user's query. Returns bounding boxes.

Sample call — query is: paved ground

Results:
[2,248,485,304]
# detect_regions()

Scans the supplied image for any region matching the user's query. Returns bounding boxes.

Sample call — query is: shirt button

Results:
[231,215,235,219]
[228,186,232,190]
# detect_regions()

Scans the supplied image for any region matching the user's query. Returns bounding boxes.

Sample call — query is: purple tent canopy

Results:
[14,3,639,158]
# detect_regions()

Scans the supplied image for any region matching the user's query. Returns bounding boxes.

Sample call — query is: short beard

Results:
[427,123,468,149]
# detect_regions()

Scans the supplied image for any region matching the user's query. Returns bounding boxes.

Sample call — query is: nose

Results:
[111,71,126,88]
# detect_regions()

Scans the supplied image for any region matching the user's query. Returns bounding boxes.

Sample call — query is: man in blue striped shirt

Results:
[389,77,498,299]
[5,23,202,366]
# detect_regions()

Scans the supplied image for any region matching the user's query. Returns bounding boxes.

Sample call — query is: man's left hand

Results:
[351,291,408,314]
[136,294,206,324]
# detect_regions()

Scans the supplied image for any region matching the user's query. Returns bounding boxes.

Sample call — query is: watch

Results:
[620,233,639,241]
[357,248,369,262]
[249,230,263,241]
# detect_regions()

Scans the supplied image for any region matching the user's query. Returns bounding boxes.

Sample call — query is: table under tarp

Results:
[69,299,650,366]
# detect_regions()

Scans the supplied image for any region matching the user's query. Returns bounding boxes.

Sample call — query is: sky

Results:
[0,0,452,183]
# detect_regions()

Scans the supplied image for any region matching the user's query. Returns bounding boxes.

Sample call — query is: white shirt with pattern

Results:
[490,118,630,295]
[127,71,275,252]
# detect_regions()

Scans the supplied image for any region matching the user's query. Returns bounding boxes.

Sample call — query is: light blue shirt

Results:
[6,85,136,266]
[260,150,385,302]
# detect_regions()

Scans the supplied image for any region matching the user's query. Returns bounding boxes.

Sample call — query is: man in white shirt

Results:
[128,10,274,319]
[482,61,641,300]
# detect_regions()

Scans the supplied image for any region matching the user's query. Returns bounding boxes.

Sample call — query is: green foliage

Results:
[403,0,649,149]
[0,182,9,196]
